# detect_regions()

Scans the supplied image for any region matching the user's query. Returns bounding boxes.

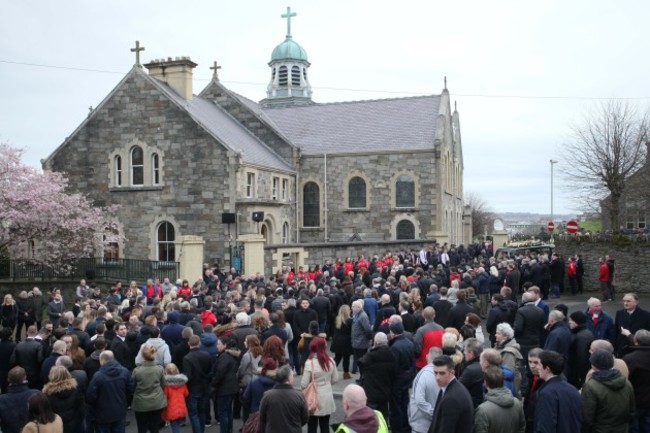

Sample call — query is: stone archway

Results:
[261,220,273,244]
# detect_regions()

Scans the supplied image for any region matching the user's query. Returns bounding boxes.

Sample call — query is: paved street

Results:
[120,291,645,433]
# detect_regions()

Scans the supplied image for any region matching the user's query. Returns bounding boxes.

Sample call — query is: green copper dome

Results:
[271,37,308,62]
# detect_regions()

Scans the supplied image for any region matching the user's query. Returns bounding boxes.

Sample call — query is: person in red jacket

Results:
[598,257,610,301]
[162,363,189,433]
[566,258,578,295]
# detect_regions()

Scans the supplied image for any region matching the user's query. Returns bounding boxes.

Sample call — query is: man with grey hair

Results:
[230,311,257,354]
[623,329,650,431]
[614,292,650,356]
[358,332,396,422]
[459,338,485,408]
[544,310,571,366]
[336,384,388,433]
[259,364,308,433]
[514,291,545,361]
[586,339,628,381]
[413,306,444,370]
[40,339,66,384]
[585,297,614,341]
[409,347,442,433]
[351,299,372,375]
[86,350,134,433]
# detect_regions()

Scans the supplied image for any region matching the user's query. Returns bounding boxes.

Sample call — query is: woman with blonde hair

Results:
[42,366,84,433]
[132,344,167,433]
[442,331,464,377]
[78,302,92,331]
[161,363,188,433]
[330,304,353,379]
[1,294,17,333]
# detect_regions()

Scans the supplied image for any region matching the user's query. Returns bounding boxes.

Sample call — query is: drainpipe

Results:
[295,170,300,244]
[324,153,328,242]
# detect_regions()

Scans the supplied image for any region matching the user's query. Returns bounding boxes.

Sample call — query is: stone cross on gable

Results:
[131,40,145,67]
[282,6,297,38]
[210,61,221,80]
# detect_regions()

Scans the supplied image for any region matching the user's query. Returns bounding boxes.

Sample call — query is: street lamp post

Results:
[550,160,558,224]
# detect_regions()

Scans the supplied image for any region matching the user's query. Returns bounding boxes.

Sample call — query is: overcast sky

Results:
[2,0,649,216]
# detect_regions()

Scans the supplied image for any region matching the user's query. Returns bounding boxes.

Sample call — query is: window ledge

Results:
[344,208,370,213]
[109,186,164,192]
[392,207,418,212]
[300,227,323,231]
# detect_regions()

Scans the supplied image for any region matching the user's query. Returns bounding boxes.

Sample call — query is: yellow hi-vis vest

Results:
[334,410,388,433]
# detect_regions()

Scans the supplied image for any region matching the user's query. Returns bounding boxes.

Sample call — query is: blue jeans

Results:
[95,419,126,433]
[631,408,650,433]
[187,392,207,433]
[217,395,234,433]
[169,420,181,433]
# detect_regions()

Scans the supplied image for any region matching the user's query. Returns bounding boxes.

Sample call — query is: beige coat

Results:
[301,355,338,416]
[21,415,63,433]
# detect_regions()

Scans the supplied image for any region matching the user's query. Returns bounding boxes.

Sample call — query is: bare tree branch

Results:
[561,100,649,231]
[465,191,495,239]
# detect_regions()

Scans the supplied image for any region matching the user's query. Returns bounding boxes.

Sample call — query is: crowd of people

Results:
[0,244,647,433]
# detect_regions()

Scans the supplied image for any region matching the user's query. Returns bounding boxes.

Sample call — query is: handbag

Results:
[302,358,319,415]
[242,411,261,433]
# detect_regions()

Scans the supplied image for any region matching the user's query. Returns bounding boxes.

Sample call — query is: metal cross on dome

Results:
[282,6,297,38]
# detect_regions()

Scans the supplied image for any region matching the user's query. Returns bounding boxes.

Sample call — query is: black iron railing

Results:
[0,258,179,284]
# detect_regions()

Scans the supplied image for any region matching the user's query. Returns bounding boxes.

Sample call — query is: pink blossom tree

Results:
[0,143,120,266]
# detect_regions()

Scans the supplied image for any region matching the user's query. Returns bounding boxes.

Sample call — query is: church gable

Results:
[199,79,297,164]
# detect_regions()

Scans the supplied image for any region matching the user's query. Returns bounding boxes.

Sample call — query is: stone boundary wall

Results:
[554,240,650,294]
[264,240,434,273]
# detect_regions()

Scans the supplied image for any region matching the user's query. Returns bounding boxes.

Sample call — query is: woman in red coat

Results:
[162,363,189,433]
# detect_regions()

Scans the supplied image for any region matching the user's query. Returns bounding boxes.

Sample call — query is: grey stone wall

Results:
[47,72,233,262]
[298,151,437,242]
[554,240,650,293]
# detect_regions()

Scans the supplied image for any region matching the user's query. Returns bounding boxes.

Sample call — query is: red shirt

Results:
[599,262,609,282]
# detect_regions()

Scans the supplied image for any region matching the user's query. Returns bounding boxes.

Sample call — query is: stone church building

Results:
[43,12,470,274]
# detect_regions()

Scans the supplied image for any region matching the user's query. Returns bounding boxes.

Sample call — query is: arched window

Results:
[395,174,415,208]
[396,220,415,240]
[131,146,144,186]
[157,222,175,261]
[152,153,160,186]
[303,182,320,227]
[103,227,120,260]
[282,222,290,244]
[278,66,288,87]
[291,66,301,86]
[114,156,122,187]
[348,176,367,209]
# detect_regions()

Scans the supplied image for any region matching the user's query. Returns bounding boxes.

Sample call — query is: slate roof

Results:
[147,75,294,172]
[261,95,442,154]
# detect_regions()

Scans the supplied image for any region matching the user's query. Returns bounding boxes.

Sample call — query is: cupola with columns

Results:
[261,6,313,107]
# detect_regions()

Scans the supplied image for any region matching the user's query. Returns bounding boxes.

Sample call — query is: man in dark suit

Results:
[613,292,650,356]
[183,335,213,433]
[514,292,545,361]
[428,355,474,433]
